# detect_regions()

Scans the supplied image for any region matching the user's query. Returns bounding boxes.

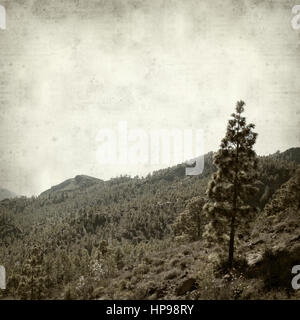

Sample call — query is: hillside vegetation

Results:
[0,147,299,300]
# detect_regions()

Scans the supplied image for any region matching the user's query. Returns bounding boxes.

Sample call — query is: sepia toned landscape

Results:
[1,101,300,299]
[0,0,300,300]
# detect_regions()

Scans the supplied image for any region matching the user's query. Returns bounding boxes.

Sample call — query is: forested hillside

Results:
[0,147,299,300]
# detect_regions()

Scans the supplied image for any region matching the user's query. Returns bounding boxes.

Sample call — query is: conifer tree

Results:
[172,196,206,241]
[204,101,258,269]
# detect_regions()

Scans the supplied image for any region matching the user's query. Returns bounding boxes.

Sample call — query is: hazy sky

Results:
[0,0,299,196]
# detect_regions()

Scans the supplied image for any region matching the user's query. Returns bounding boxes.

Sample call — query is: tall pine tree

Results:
[204,101,258,269]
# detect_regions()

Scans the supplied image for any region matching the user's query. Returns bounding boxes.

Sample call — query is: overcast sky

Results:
[0,0,299,196]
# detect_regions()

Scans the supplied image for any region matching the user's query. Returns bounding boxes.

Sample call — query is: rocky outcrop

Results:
[245,169,300,287]
[175,278,196,296]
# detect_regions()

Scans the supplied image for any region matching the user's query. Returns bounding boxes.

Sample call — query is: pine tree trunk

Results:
[228,211,235,269]
[228,118,240,270]
[228,164,238,269]
[228,162,238,269]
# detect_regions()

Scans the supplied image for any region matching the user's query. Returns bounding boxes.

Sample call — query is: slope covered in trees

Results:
[247,168,300,291]
[0,144,299,299]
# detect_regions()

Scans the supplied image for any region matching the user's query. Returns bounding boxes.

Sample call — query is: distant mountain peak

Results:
[40,175,103,197]
[0,188,17,201]
[279,147,300,164]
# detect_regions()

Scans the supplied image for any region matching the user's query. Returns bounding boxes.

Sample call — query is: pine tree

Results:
[204,101,258,269]
[172,196,206,241]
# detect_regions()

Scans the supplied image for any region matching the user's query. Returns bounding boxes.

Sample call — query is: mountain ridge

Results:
[40,174,103,197]
[0,188,17,201]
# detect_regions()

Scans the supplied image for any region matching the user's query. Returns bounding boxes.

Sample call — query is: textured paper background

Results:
[0,0,299,195]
